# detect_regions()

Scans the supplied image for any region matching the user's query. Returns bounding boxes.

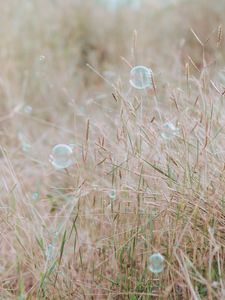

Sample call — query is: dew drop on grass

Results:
[161,122,179,141]
[49,144,73,170]
[148,253,165,274]
[129,65,153,90]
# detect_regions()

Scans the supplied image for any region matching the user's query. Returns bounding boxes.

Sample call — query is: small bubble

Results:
[23,105,33,114]
[77,106,86,116]
[130,65,153,90]
[49,144,73,170]
[161,122,179,141]
[39,55,46,63]
[31,192,39,201]
[148,253,165,274]
[108,189,116,200]
[45,244,55,261]
[22,142,31,153]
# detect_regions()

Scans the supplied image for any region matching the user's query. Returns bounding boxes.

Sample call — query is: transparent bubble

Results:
[39,55,46,63]
[108,189,116,200]
[49,144,73,170]
[23,105,33,114]
[18,132,25,142]
[18,132,31,153]
[22,142,31,153]
[161,122,179,141]
[129,65,153,90]
[45,244,55,261]
[31,192,39,201]
[148,253,165,274]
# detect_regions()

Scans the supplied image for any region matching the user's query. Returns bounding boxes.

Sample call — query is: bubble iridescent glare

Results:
[148,253,165,274]
[129,65,153,90]
[161,122,179,141]
[49,144,73,170]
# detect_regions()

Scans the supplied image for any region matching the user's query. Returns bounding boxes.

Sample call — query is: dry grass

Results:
[0,0,225,299]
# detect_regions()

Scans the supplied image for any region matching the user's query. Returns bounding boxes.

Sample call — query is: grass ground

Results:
[0,0,225,299]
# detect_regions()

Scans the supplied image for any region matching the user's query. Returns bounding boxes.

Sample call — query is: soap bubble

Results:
[23,105,33,114]
[108,189,116,200]
[161,122,179,141]
[39,55,46,63]
[22,142,31,153]
[31,192,39,201]
[148,253,165,274]
[130,65,153,90]
[18,132,31,153]
[49,144,73,170]
[45,243,55,261]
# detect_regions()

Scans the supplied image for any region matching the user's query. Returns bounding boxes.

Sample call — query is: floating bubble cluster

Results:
[49,144,73,170]
[148,253,165,274]
[161,122,179,141]
[129,65,153,90]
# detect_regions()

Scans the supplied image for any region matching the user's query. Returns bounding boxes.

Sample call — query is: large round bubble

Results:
[129,65,153,90]
[148,253,165,274]
[49,144,73,170]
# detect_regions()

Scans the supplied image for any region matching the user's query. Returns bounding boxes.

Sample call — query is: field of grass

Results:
[0,0,225,299]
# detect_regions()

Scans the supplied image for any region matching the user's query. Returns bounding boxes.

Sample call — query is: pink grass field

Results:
[0,0,225,299]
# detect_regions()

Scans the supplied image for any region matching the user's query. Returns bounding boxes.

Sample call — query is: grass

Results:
[0,0,225,299]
